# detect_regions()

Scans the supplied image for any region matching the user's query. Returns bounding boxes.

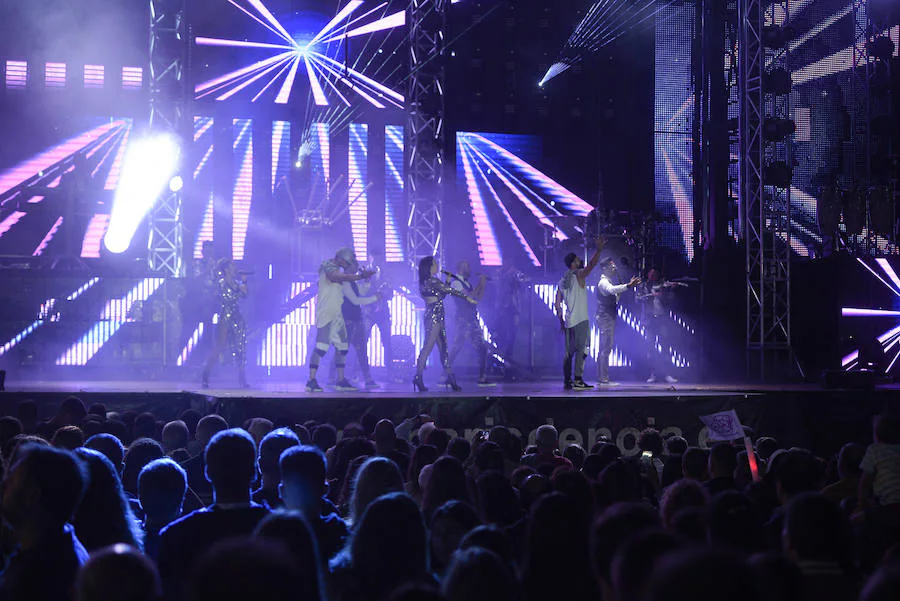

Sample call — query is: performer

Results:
[342,261,381,389]
[361,249,394,380]
[494,264,526,361]
[637,268,681,384]
[413,256,477,392]
[555,237,605,390]
[448,260,493,387]
[596,260,641,385]
[201,259,249,389]
[307,248,375,393]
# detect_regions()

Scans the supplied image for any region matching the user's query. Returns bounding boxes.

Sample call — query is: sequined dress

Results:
[214,269,248,366]
[418,276,468,371]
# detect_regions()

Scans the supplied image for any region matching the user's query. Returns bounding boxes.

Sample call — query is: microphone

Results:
[237,270,255,275]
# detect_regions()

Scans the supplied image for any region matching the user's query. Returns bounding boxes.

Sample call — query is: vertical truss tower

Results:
[147,0,188,277]
[740,0,793,378]
[406,0,448,269]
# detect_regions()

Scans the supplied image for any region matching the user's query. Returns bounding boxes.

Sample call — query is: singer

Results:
[413,256,477,392]
[201,259,249,389]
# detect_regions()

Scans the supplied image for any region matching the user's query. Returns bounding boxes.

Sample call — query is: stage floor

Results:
[1,378,842,400]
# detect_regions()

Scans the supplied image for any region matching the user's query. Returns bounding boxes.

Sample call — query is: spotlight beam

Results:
[877,258,900,294]
[251,57,295,102]
[308,58,352,106]
[274,56,302,104]
[217,54,294,101]
[309,51,403,105]
[226,0,296,47]
[318,9,405,44]
[307,54,386,108]
[195,37,295,51]
[303,56,329,106]
[858,258,900,297]
[310,0,365,46]
[247,0,299,47]
[196,50,294,95]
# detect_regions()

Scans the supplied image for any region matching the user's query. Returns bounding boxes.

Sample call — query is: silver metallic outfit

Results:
[416,276,468,374]
[212,266,248,367]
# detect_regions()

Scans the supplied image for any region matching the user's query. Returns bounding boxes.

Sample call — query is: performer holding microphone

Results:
[201,259,249,389]
[413,256,477,392]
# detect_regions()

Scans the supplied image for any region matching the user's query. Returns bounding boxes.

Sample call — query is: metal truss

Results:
[740,0,793,378]
[147,0,188,277]
[406,0,448,270]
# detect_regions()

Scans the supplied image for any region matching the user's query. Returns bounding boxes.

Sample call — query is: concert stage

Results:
[2,378,898,456]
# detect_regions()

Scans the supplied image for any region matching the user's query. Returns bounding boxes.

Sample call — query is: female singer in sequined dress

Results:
[202,259,248,388]
[413,256,476,392]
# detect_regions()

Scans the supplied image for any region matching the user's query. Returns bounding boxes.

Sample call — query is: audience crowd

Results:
[0,396,899,601]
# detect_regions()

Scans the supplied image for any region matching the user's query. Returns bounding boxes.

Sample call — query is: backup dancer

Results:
[448,260,493,386]
[413,256,477,392]
[306,247,374,393]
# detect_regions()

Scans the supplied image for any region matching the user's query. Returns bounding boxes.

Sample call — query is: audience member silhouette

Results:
[75,543,161,601]
[279,445,349,561]
[348,456,405,526]
[254,513,324,601]
[253,427,301,510]
[72,448,143,552]
[0,445,89,601]
[138,458,187,560]
[157,428,268,601]
[442,547,519,601]
[85,433,125,476]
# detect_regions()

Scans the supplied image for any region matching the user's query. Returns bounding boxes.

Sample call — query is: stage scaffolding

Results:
[147,0,188,278]
[406,0,448,269]
[739,0,793,378]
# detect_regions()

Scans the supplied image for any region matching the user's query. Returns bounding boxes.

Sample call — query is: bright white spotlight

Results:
[169,175,184,192]
[104,133,180,254]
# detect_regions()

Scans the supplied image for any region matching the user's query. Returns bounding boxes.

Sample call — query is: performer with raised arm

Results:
[413,256,477,392]
[342,261,381,389]
[448,260,494,387]
[307,247,375,393]
[555,237,606,391]
[596,260,641,385]
[638,268,682,384]
[201,259,249,389]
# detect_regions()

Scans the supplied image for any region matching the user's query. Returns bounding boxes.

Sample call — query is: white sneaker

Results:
[646,375,658,383]
[665,376,678,384]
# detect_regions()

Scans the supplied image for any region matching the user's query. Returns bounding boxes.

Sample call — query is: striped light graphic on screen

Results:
[385,125,405,263]
[232,119,253,261]
[458,140,502,266]
[259,283,316,367]
[32,218,64,256]
[0,211,27,240]
[349,123,369,261]
[84,65,104,88]
[45,62,66,88]
[5,61,27,89]
[177,322,205,366]
[103,120,132,190]
[121,66,143,90]
[80,214,111,259]
[56,278,165,365]
[313,122,330,187]
[0,120,125,197]
[193,117,215,260]
[272,121,290,192]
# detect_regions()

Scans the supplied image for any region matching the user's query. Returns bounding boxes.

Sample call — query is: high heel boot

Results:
[413,374,428,392]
